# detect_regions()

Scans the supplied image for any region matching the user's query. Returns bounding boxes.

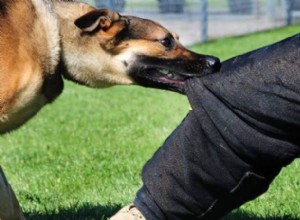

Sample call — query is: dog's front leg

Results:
[0,167,25,220]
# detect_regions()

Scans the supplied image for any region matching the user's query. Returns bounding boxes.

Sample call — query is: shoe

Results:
[110,204,145,220]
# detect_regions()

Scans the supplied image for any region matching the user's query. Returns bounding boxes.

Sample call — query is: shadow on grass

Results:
[223,209,300,220]
[25,203,122,220]
[25,205,300,220]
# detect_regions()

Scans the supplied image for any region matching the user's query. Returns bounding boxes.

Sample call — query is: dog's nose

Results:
[206,57,221,72]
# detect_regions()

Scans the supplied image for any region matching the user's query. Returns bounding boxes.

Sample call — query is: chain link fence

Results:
[83,0,299,45]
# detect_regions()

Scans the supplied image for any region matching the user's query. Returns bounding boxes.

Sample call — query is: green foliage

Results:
[1,25,300,219]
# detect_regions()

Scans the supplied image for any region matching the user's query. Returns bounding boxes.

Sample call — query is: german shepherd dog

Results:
[0,0,220,219]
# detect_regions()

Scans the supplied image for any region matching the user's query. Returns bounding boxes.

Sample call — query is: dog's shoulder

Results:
[0,1,8,17]
[0,0,36,18]
[0,0,60,73]
[0,0,63,133]
[0,0,17,17]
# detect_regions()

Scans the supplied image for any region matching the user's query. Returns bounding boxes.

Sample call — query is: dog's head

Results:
[72,9,220,94]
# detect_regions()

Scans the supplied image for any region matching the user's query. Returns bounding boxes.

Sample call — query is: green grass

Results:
[1,25,300,219]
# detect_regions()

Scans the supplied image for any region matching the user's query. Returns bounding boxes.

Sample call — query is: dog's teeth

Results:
[159,69,169,75]
[159,69,176,78]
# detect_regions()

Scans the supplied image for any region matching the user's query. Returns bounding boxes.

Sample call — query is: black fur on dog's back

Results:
[0,0,8,16]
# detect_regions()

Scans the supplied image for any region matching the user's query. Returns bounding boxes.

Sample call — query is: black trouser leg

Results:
[134,34,300,220]
[134,107,287,220]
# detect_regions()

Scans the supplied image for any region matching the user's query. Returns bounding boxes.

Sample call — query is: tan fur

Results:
[0,0,207,134]
[0,0,49,132]
[0,1,219,218]
[0,0,133,133]
[0,0,215,133]
[53,2,133,87]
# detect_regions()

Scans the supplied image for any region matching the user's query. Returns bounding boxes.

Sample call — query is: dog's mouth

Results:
[131,68,191,93]
[129,57,221,94]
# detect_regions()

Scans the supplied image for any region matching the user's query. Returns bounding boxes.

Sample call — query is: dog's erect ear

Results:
[74,9,121,32]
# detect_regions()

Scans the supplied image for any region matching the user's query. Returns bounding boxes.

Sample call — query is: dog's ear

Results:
[74,9,121,32]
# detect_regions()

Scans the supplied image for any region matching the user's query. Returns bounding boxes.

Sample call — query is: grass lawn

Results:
[1,25,300,219]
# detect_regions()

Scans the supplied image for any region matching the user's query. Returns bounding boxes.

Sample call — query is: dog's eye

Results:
[159,36,173,48]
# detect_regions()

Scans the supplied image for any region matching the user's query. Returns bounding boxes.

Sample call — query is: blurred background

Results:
[82,0,300,46]
[2,1,300,219]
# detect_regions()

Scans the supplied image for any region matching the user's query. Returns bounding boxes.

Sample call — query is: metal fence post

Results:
[267,0,275,20]
[108,0,113,9]
[200,0,208,43]
[286,0,293,25]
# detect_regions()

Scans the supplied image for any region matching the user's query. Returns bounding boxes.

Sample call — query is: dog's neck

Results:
[27,0,93,80]
[51,1,94,71]
[50,1,132,88]
[29,0,61,76]
[52,1,94,22]
[51,1,110,86]
[28,0,94,102]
